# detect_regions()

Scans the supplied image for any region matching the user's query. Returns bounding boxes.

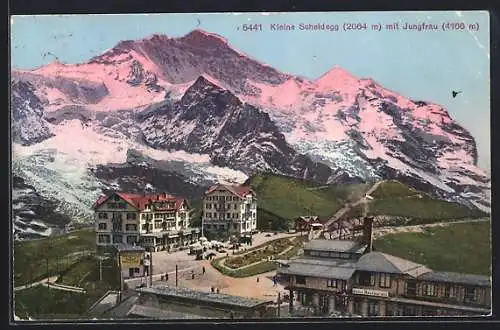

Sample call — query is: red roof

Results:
[93,192,187,211]
[205,184,254,198]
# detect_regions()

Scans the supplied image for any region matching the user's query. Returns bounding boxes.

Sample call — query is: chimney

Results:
[362,216,374,253]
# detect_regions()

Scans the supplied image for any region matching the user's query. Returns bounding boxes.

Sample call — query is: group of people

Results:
[159,266,207,282]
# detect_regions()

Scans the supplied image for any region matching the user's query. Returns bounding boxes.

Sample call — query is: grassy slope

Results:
[14,233,121,319]
[246,175,487,230]
[13,229,96,287]
[248,173,371,230]
[15,255,120,320]
[347,180,488,223]
[374,221,491,275]
[14,286,91,319]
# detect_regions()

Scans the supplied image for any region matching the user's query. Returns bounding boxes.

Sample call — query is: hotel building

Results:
[93,192,200,252]
[201,184,257,239]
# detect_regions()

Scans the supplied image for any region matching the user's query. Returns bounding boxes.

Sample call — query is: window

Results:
[319,252,330,257]
[113,195,121,201]
[330,252,340,258]
[358,272,375,286]
[126,224,137,231]
[126,235,137,244]
[142,224,149,231]
[154,220,162,229]
[98,234,110,243]
[464,287,479,302]
[126,213,137,220]
[309,251,320,257]
[234,203,237,209]
[444,285,456,298]
[367,301,380,317]
[227,213,231,218]
[379,273,392,288]
[113,235,123,244]
[98,212,108,219]
[112,218,123,231]
[233,224,237,230]
[327,279,337,288]
[206,224,211,229]
[98,223,107,230]
[423,283,437,297]
[296,276,306,285]
[118,203,127,209]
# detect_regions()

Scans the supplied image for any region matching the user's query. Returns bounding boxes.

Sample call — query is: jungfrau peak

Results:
[11,29,490,239]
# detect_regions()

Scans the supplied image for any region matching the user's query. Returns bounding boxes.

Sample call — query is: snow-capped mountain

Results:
[139,75,332,182]
[10,29,490,238]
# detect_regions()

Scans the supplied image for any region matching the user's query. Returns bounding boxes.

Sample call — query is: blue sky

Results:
[10,11,490,171]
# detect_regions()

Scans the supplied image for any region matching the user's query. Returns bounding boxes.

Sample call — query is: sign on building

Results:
[120,252,142,268]
[352,288,389,298]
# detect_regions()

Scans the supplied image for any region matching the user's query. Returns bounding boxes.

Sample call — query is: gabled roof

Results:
[304,239,366,254]
[205,183,254,198]
[297,216,322,224]
[93,192,189,212]
[355,252,432,276]
[92,192,143,210]
[278,263,356,280]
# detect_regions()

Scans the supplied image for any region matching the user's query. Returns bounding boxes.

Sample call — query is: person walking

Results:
[202,266,206,274]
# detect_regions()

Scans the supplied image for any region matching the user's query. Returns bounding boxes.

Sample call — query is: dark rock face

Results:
[139,76,332,183]
[90,150,210,201]
[126,60,145,86]
[12,175,71,240]
[11,80,54,145]
[43,105,92,125]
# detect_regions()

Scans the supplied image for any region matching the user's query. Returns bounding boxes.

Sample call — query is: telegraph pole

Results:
[118,251,123,302]
[175,264,178,287]
[99,257,103,282]
[277,292,281,317]
[149,250,153,287]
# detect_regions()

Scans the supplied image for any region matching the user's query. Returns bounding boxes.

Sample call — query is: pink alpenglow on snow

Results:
[315,66,361,94]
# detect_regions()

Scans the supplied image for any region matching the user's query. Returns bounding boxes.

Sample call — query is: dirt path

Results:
[177,260,284,301]
[14,276,59,292]
[323,181,383,229]
[41,282,86,293]
[373,217,490,239]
